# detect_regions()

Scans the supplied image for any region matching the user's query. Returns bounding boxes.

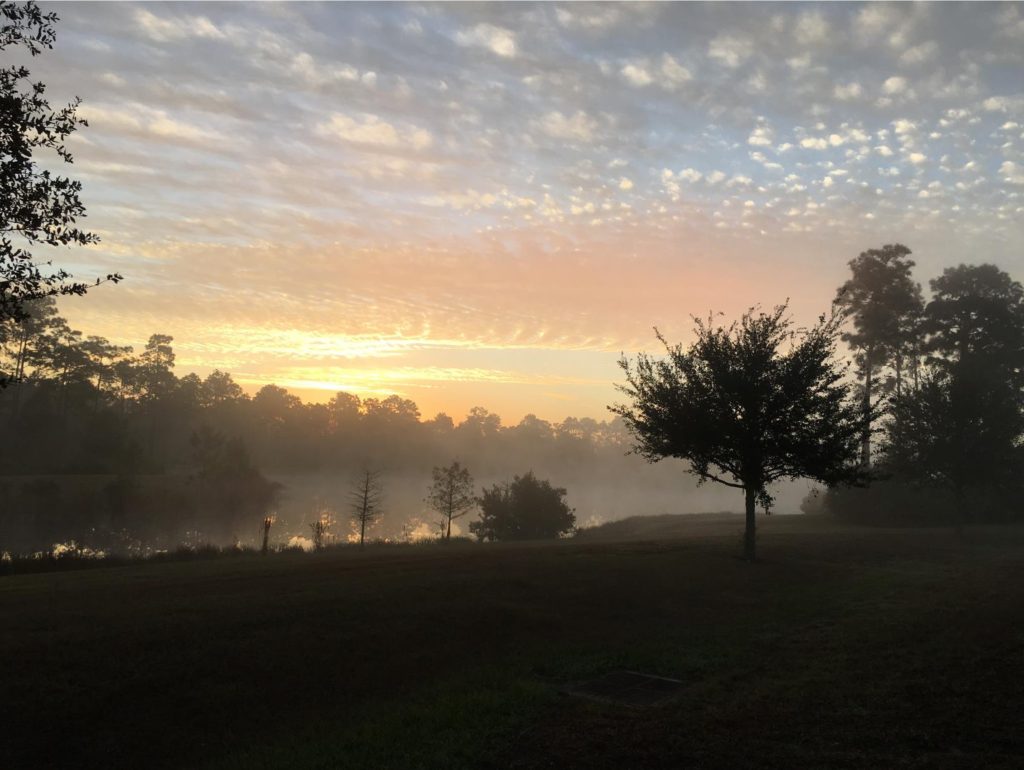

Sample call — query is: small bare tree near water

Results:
[349,469,384,546]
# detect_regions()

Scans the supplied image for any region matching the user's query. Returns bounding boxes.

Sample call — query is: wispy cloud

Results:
[37,2,1024,419]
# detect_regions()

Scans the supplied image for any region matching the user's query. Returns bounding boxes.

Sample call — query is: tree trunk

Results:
[892,352,903,445]
[15,333,27,381]
[861,355,873,468]
[446,487,453,540]
[261,518,271,556]
[11,332,28,418]
[743,487,757,562]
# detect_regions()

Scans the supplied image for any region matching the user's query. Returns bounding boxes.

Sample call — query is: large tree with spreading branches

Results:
[612,304,868,561]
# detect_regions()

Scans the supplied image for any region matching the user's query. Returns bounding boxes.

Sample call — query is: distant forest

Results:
[2,246,1023,553]
[0,301,654,551]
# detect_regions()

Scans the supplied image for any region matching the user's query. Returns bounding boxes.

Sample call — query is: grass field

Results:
[3,514,1024,769]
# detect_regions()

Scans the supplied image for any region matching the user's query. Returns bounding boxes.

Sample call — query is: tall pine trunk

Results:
[261,516,272,556]
[743,487,757,561]
[11,332,28,418]
[892,351,903,445]
[860,354,873,468]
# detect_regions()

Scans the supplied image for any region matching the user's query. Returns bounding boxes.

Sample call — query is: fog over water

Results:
[268,466,810,547]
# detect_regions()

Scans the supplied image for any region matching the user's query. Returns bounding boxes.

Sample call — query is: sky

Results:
[32,1,1024,422]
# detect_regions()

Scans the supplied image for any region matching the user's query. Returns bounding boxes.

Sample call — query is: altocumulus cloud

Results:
[34,1,1024,419]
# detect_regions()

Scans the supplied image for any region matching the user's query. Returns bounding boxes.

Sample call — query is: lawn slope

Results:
[3,516,1023,769]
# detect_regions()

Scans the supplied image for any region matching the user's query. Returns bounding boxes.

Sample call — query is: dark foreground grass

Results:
[3,515,1023,769]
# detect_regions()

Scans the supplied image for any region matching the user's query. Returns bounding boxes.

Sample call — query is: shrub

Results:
[470,472,575,542]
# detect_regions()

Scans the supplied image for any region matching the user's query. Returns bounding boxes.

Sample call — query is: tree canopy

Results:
[923,264,1024,378]
[426,461,476,540]
[823,258,1024,527]
[887,368,1023,521]
[613,304,867,560]
[833,244,924,465]
[0,298,654,552]
[878,264,1024,524]
[470,472,575,542]
[0,2,120,327]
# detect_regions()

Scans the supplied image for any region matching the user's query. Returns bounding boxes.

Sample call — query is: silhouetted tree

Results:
[886,366,1023,527]
[253,384,300,422]
[833,244,924,466]
[457,406,502,440]
[922,264,1024,380]
[426,461,476,540]
[202,369,245,407]
[309,510,332,551]
[613,304,867,561]
[878,264,1024,526]
[0,300,692,550]
[470,472,575,542]
[190,426,280,542]
[260,513,274,556]
[138,334,176,401]
[426,412,455,437]
[1,296,58,405]
[327,391,361,428]
[349,469,383,545]
[174,373,205,412]
[0,2,120,329]
[363,395,420,426]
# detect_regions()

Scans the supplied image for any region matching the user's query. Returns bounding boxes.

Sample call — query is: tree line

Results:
[3,5,1022,563]
[823,249,1024,525]
[4,247,1021,558]
[0,297,620,551]
[615,244,1024,559]
[0,296,633,485]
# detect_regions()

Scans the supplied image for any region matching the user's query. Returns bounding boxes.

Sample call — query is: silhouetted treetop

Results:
[886,366,1023,524]
[0,1,120,327]
[426,461,475,540]
[613,304,868,560]
[833,244,924,465]
[923,263,1024,376]
[470,471,575,542]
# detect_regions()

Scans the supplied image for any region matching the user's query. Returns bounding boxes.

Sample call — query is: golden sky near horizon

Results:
[29,2,1024,422]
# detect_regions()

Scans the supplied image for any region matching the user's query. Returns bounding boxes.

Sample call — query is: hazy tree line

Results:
[3,245,1021,555]
[0,298,629,551]
[813,247,1024,525]
[5,5,1022,564]
[610,244,1024,558]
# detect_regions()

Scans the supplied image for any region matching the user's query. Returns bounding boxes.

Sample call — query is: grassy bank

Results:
[3,515,1023,768]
